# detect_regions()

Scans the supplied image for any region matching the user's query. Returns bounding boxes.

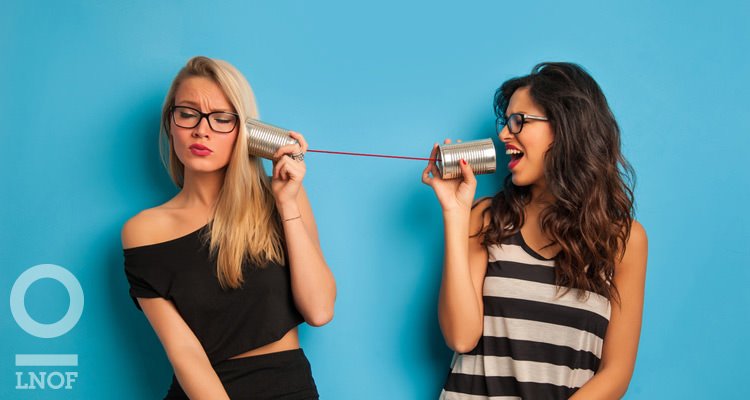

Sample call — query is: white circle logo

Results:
[9,264,84,338]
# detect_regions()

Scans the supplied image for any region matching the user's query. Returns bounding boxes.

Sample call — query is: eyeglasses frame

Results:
[170,105,240,133]
[496,113,549,135]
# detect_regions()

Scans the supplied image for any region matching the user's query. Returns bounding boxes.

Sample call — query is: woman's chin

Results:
[510,174,526,187]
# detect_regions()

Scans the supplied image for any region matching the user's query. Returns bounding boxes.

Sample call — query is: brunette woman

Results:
[423,62,647,399]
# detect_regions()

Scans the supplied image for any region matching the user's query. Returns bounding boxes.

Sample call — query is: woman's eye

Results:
[213,114,236,125]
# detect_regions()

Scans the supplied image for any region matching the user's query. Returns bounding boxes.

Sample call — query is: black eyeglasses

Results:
[496,113,549,135]
[171,106,239,133]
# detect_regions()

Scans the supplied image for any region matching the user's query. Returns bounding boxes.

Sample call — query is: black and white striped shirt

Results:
[440,232,611,399]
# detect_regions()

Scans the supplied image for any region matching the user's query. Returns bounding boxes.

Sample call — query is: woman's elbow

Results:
[610,368,635,398]
[440,319,482,353]
[444,331,481,354]
[304,309,334,327]
[303,299,335,327]
[448,339,479,354]
[300,284,336,327]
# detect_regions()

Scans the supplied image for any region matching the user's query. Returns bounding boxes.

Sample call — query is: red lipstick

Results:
[505,144,523,170]
[189,143,213,156]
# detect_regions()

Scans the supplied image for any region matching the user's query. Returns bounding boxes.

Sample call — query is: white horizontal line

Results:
[15,354,78,367]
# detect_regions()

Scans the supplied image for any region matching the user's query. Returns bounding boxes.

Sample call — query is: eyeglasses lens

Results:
[174,107,200,128]
[509,114,523,134]
[209,113,238,133]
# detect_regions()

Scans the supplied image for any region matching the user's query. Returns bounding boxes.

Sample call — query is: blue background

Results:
[2,1,749,398]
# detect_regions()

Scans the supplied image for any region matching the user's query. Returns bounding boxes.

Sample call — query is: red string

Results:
[307,149,439,162]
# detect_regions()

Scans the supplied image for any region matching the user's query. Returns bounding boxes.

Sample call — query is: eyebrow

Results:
[175,100,199,107]
[174,101,235,113]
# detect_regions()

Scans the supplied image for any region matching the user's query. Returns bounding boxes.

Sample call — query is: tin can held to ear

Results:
[437,138,497,179]
[245,118,297,160]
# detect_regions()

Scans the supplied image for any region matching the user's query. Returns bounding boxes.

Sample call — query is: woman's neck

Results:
[176,168,226,210]
[523,182,556,242]
[522,193,560,259]
[529,180,554,206]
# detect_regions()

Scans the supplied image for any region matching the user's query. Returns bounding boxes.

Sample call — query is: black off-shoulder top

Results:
[123,225,303,365]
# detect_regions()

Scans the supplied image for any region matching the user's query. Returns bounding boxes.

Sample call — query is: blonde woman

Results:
[123,56,335,399]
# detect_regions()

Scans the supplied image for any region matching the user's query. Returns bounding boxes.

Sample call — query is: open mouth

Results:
[506,148,524,161]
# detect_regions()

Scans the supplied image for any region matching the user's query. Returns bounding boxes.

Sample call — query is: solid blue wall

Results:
[2,1,748,398]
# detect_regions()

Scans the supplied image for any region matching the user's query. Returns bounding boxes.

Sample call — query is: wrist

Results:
[443,208,471,230]
[442,207,471,221]
[282,215,302,223]
[276,202,300,220]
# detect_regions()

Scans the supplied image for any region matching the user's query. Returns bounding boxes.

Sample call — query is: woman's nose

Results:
[192,117,211,137]
[498,124,512,142]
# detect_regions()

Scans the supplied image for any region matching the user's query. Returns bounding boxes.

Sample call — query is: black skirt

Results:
[164,349,319,400]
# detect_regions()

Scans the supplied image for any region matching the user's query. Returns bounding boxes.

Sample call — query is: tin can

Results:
[437,138,496,179]
[245,118,297,160]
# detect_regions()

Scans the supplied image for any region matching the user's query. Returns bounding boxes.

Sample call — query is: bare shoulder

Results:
[617,219,648,274]
[626,220,648,255]
[470,197,493,232]
[471,197,492,218]
[472,196,492,210]
[121,206,178,249]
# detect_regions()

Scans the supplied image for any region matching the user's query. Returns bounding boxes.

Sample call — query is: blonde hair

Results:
[159,56,285,288]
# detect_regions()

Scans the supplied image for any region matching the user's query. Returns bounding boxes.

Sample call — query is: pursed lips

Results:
[189,143,213,156]
[190,143,212,152]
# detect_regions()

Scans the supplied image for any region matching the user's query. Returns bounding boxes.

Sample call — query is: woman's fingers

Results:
[272,141,302,160]
[429,142,440,160]
[271,131,307,161]
[289,131,308,153]
[273,153,305,180]
[422,143,442,184]
[458,158,476,185]
[422,163,434,185]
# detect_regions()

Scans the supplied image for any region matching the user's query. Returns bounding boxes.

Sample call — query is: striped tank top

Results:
[440,231,611,399]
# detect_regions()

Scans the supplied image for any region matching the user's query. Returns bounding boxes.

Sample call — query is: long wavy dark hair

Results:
[481,62,634,302]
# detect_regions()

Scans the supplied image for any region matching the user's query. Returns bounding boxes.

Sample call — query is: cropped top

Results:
[123,225,303,365]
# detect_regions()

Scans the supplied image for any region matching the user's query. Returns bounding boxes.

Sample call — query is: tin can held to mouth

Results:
[245,118,297,160]
[437,138,497,179]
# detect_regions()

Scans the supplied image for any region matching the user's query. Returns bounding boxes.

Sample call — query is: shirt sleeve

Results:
[123,247,171,311]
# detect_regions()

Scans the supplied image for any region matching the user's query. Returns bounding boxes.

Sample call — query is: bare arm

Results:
[272,132,336,327]
[569,221,648,399]
[438,199,490,353]
[139,298,230,400]
[122,215,229,399]
[422,141,488,353]
[279,186,336,326]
